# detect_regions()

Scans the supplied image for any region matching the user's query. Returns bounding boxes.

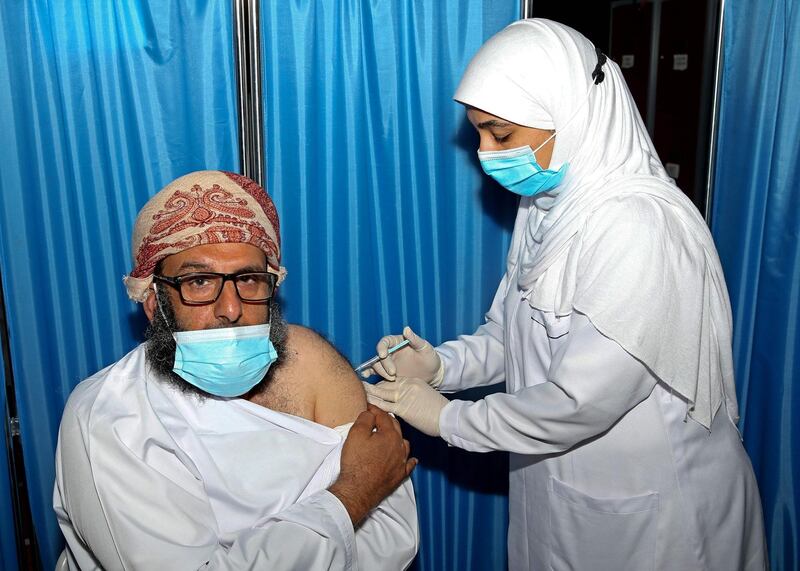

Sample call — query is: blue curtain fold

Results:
[0,1,238,567]
[712,1,800,569]
[261,1,518,569]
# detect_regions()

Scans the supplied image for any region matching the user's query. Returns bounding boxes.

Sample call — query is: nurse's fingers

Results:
[375,358,397,379]
[403,326,429,350]
[363,381,398,403]
[377,333,406,358]
[358,359,398,380]
[366,393,399,415]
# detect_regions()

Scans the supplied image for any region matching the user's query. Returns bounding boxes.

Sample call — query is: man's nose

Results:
[214,280,243,323]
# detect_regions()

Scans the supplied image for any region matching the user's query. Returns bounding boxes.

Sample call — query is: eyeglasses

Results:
[153,272,277,305]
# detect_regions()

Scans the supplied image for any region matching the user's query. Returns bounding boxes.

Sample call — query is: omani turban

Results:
[123,170,286,303]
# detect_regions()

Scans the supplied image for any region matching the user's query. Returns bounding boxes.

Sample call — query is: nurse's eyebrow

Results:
[477,119,513,129]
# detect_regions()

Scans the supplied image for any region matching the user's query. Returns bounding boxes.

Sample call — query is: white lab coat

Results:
[53,344,418,570]
[436,203,767,570]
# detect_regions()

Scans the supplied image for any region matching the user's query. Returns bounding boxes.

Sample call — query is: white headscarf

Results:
[454,19,738,430]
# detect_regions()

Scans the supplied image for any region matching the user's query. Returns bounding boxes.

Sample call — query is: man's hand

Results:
[329,404,417,525]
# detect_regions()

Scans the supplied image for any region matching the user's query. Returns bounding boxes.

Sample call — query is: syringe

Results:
[353,339,411,374]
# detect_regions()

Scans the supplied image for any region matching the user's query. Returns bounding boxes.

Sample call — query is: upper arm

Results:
[284,325,367,428]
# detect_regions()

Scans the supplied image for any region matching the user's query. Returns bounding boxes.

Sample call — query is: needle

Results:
[354,339,411,374]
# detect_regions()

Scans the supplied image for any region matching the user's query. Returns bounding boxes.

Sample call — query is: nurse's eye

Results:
[493,132,511,143]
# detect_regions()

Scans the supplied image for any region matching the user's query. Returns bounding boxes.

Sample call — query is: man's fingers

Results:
[351,408,377,436]
[389,414,403,436]
[366,402,396,419]
[366,402,385,415]
[374,405,403,433]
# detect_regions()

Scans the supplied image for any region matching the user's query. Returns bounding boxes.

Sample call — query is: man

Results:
[53,170,419,570]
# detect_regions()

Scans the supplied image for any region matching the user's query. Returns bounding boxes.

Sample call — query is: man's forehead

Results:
[161,243,267,273]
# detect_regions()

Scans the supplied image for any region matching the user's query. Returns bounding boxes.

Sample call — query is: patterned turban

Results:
[123,170,286,303]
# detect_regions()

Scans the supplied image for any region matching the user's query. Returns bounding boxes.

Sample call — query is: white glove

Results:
[364,378,449,437]
[362,326,444,387]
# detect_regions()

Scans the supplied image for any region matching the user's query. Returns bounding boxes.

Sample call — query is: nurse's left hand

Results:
[364,377,449,437]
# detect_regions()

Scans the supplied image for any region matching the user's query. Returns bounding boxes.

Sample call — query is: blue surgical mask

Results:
[478,141,568,197]
[172,323,278,397]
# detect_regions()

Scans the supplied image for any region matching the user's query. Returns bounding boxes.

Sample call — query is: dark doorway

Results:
[528,0,722,215]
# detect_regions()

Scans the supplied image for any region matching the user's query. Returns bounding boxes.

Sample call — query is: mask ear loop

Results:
[531,49,608,157]
[152,282,172,326]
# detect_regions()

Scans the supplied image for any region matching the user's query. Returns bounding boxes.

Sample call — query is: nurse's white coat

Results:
[437,204,766,570]
[444,19,767,569]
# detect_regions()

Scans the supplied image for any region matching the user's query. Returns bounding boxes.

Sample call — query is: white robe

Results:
[53,344,418,570]
[436,203,767,570]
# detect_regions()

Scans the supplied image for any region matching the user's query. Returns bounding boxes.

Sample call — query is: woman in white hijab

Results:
[364,19,767,571]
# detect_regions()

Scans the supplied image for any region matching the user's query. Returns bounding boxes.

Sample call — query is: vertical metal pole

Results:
[704,0,725,224]
[233,0,265,186]
[520,0,534,20]
[1,269,40,569]
[645,0,662,138]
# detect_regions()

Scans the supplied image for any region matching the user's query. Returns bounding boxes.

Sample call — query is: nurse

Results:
[364,19,767,571]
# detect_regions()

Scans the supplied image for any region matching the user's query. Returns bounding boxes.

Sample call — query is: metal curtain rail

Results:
[233,0,266,186]
[704,0,725,224]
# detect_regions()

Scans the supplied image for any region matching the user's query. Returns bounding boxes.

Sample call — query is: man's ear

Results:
[143,287,157,322]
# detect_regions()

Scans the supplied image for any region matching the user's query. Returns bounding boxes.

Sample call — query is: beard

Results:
[145,293,289,400]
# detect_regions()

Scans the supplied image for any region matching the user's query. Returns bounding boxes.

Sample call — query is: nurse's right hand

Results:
[363,326,444,387]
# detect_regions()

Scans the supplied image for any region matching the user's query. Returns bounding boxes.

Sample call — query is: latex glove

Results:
[362,326,444,387]
[364,377,449,437]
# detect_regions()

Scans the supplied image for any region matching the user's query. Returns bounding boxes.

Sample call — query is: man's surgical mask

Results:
[478,135,567,197]
[172,323,278,398]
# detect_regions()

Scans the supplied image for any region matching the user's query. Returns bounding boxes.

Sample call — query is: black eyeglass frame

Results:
[153,271,277,306]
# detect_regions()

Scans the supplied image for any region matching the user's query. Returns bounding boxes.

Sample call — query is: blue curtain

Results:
[261,1,518,569]
[712,1,800,569]
[0,0,520,567]
[0,1,238,568]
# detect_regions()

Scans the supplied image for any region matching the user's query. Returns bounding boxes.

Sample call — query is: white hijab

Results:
[454,19,738,430]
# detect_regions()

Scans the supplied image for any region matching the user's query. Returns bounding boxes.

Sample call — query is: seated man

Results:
[53,171,419,570]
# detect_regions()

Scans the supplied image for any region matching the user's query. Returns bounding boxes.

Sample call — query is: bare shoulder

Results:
[282,324,367,428]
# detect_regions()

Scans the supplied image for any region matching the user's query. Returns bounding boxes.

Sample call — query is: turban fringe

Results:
[123,171,286,302]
